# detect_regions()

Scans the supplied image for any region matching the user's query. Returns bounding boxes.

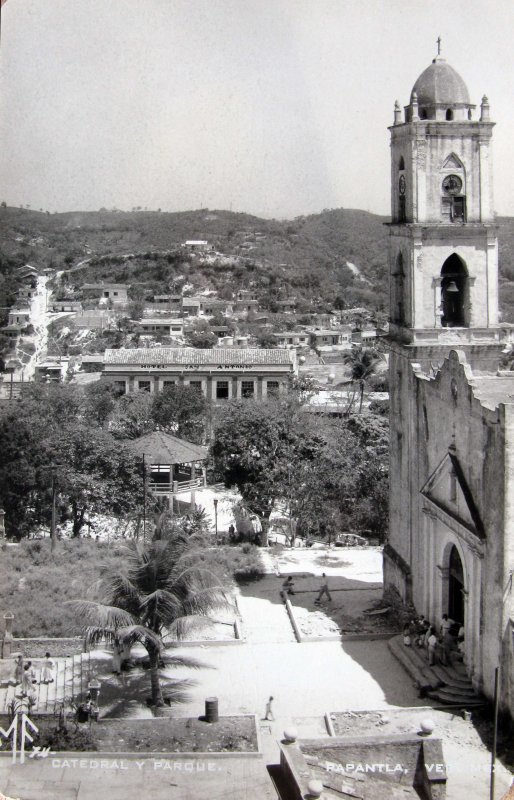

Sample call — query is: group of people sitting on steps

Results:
[403,613,465,667]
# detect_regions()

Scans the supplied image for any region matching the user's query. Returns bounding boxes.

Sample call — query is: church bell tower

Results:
[385,46,503,602]
[388,47,499,344]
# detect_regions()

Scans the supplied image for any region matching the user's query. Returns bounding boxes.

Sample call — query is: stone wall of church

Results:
[414,350,513,708]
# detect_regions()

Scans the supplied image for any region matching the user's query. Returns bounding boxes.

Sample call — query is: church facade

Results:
[383,52,514,715]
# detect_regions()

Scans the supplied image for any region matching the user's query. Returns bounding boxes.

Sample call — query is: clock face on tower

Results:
[442,174,463,195]
[399,174,406,195]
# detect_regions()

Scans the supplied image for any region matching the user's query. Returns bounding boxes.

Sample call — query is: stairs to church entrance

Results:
[388,634,485,709]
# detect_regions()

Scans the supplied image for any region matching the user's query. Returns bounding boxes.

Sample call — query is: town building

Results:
[137,318,184,337]
[50,300,83,313]
[181,240,213,252]
[101,347,296,400]
[384,52,514,717]
[273,331,310,349]
[7,309,30,327]
[309,328,352,349]
[81,283,129,305]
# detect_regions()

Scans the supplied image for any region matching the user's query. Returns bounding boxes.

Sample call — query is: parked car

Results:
[335,533,368,547]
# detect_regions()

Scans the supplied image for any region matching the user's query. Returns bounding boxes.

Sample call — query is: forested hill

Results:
[2,206,514,319]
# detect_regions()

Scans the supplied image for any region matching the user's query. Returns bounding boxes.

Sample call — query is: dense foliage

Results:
[0,381,211,538]
[210,396,389,542]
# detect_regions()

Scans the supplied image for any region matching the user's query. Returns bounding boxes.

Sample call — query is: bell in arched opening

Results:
[440,254,468,327]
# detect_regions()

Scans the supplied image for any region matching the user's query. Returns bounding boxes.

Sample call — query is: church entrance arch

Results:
[448,544,465,624]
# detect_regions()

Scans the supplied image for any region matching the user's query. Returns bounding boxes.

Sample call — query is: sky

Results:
[1,0,514,219]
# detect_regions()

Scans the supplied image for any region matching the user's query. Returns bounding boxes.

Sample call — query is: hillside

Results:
[2,206,514,321]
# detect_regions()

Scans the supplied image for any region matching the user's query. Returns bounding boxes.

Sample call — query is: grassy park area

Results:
[0,539,265,638]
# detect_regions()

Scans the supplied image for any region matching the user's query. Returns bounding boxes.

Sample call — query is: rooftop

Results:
[103,347,295,366]
[128,430,207,464]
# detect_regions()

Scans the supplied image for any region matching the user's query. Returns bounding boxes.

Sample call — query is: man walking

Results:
[315,573,332,604]
[264,696,275,721]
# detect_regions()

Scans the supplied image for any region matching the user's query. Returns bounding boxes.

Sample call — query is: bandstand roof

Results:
[128,431,208,465]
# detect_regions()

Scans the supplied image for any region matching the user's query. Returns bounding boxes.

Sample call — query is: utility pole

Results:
[490,666,500,800]
[50,470,56,553]
[213,497,218,545]
[142,454,146,541]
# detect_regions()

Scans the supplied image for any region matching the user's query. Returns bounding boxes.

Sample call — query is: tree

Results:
[41,425,147,536]
[84,380,126,426]
[211,398,326,542]
[343,346,382,412]
[69,531,231,706]
[108,391,154,439]
[151,384,209,443]
[0,390,148,538]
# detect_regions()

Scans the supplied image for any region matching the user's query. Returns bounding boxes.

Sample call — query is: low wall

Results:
[8,637,85,658]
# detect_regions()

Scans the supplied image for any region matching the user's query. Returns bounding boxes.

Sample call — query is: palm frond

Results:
[65,600,135,631]
[161,654,211,670]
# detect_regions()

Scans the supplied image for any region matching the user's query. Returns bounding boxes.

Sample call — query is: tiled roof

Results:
[128,431,208,464]
[104,347,294,366]
[82,283,128,290]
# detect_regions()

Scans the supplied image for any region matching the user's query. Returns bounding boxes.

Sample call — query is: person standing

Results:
[41,652,54,684]
[21,662,36,697]
[440,614,454,636]
[264,696,275,721]
[13,654,23,687]
[314,573,332,604]
[427,627,438,666]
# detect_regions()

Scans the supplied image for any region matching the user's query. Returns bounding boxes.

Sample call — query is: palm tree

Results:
[69,531,232,707]
[343,346,382,413]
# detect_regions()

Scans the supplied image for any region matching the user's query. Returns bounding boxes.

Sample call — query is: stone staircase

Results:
[0,652,92,716]
[388,634,485,708]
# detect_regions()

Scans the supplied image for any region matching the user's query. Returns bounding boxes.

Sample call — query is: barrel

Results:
[205,696,219,723]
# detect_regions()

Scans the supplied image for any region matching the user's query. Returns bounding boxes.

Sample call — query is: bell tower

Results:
[385,48,504,603]
[388,52,499,344]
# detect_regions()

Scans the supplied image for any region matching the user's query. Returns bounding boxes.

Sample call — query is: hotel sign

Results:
[139,363,256,370]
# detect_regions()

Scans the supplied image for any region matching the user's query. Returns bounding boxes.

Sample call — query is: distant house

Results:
[309,328,353,348]
[352,327,378,344]
[200,298,233,316]
[17,286,37,302]
[80,354,105,372]
[81,283,129,305]
[181,298,201,317]
[137,318,184,337]
[8,309,30,327]
[210,325,229,337]
[34,358,69,383]
[15,264,38,282]
[0,324,24,340]
[50,300,83,313]
[152,295,182,309]
[276,299,297,313]
[273,331,310,349]
[214,335,251,348]
[181,240,213,252]
[233,298,259,316]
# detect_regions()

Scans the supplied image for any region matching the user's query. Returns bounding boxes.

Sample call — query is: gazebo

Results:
[129,431,208,509]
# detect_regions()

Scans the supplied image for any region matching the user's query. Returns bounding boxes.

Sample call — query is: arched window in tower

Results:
[440,254,468,327]
[392,252,406,324]
[398,164,406,223]
[445,108,454,121]
[441,159,466,223]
